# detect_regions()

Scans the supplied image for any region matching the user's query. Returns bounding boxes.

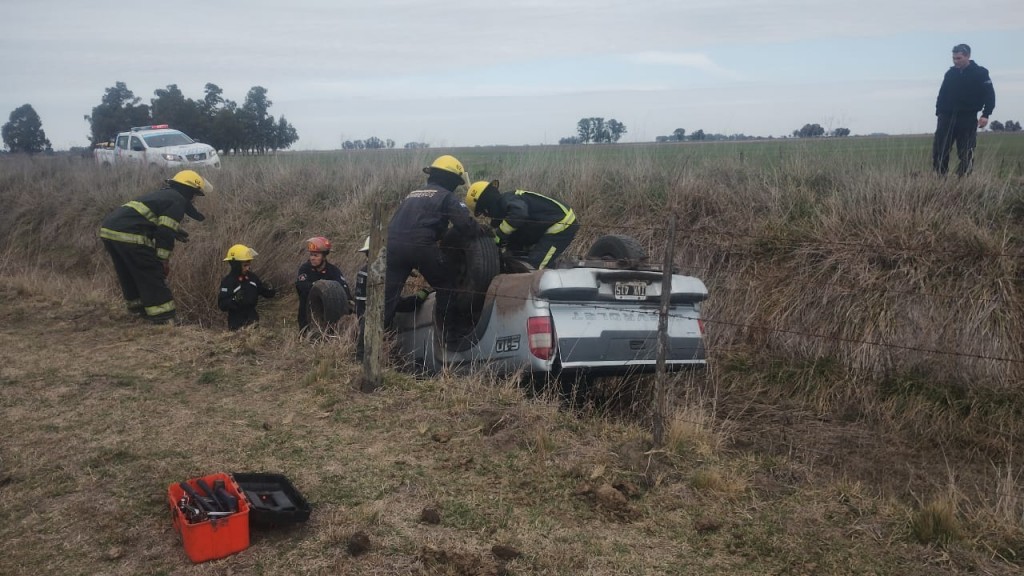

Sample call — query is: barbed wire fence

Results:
[356,208,1023,461]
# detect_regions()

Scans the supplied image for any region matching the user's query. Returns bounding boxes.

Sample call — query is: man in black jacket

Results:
[932,43,996,176]
[355,236,431,360]
[465,180,578,270]
[99,169,209,324]
[383,155,477,331]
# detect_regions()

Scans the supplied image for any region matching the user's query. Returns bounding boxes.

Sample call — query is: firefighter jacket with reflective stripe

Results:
[489,190,575,246]
[219,270,276,330]
[387,182,477,245]
[99,187,191,260]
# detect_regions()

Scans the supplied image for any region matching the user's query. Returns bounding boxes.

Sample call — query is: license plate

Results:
[614,281,647,300]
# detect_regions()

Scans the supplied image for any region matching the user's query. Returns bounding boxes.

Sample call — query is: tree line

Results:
[989,120,1022,132]
[5,100,1024,155]
[559,117,627,144]
[84,82,298,155]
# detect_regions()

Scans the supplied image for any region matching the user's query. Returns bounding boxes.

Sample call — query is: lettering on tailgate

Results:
[568,310,653,322]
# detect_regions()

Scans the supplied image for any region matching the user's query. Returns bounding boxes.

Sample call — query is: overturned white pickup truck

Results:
[391,234,708,384]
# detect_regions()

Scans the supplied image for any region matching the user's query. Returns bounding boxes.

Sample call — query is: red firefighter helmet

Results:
[306,236,332,254]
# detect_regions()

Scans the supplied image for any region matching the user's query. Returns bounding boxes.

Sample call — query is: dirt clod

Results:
[491,544,521,560]
[694,516,722,534]
[594,483,629,511]
[420,506,441,524]
[346,531,371,556]
[431,431,452,443]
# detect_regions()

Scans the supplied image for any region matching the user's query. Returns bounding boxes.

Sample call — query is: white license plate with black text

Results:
[614,281,647,300]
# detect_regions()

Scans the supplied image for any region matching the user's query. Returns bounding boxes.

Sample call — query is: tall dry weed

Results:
[1,145,1021,422]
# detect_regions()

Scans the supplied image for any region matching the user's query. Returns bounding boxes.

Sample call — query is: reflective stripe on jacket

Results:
[494,190,576,242]
[98,187,189,260]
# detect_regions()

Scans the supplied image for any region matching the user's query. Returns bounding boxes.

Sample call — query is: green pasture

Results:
[231,133,1024,178]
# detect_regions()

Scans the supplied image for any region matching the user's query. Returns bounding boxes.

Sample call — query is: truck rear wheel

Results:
[308,279,350,331]
[586,234,647,261]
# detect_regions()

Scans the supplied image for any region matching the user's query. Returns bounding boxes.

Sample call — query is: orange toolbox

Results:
[168,472,250,563]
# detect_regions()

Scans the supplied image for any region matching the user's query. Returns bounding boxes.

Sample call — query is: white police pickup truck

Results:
[392,234,708,387]
[94,125,221,169]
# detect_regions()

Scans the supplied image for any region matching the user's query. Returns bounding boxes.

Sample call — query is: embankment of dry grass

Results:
[1,145,1023,574]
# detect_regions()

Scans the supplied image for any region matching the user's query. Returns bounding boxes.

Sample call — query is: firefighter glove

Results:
[174,229,190,243]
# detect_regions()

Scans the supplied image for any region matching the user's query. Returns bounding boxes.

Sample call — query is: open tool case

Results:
[168,472,310,563]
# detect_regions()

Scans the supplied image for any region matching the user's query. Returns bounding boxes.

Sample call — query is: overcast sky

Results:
[2,0,1021,150]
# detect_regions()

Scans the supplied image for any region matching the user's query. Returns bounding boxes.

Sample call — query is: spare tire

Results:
[308,279,350,331]
[440,231,501,341]
[586,234,647,262]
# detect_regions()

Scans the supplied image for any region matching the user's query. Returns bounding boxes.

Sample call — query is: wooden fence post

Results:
[361,203,385,392]
[652,215,677,447]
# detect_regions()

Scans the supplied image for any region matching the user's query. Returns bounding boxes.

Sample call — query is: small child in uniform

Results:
[218,244,276,330]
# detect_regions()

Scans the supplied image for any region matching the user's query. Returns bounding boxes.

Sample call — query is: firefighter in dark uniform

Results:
[99,169,210,324]
[355,236,431,359]
[932,43,996,177]
[465,180,578,270]
[295,236,352,332]
[218,244,276,331]
[383,155,477,331]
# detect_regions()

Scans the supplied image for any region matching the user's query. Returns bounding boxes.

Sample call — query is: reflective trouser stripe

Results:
[536,245,558,270]
[156,248,171,260]
[545,209,576,235]
[99,228,155,248]
[145,300,176,317]
[499,221,516,235]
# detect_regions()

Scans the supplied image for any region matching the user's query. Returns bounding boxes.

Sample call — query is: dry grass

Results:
[1,144,1023,574]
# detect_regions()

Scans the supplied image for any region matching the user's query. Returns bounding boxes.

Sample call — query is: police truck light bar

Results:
[130,124,170,132]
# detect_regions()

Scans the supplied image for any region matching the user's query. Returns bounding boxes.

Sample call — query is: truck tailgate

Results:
[549,303,704,370]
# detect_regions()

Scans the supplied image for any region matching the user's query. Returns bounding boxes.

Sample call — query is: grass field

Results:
[1,134,1023,574]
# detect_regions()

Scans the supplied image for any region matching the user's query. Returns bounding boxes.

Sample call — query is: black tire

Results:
[308,279,350,330]
[440,231,501,342]
[586,234,647,261]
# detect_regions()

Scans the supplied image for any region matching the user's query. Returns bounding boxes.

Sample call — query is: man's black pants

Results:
[103,239,176,322]
[383,236,455,333]
[932,112,978,176]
